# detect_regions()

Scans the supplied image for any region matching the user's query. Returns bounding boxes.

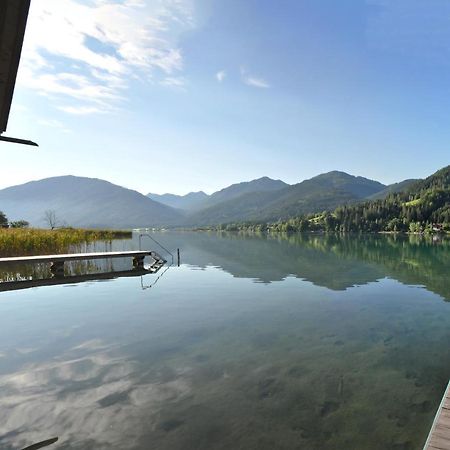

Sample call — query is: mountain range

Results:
[0,170,432,229]
[147,191,208,211]
[0,176,183,229]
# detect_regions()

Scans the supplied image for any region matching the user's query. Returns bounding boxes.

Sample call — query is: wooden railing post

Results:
[133,255,145,269]
[50,260,64,277]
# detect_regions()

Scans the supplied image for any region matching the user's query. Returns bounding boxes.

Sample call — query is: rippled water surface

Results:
[0,232,449,450]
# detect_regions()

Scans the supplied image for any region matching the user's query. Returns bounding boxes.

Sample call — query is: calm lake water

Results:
[0,232,449,450]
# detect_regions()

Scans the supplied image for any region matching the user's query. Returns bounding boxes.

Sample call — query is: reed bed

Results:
[0,228,132,256]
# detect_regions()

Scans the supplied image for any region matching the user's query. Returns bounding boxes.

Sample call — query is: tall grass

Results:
[0,228,132,256]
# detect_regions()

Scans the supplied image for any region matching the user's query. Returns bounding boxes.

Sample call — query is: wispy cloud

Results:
[18,0,196,115]
[37,118,72,133]
[216,70,226,82]
[160,76,187,89]
[57,106,110,116]
[243,76,270,89]
[240,68,270,89]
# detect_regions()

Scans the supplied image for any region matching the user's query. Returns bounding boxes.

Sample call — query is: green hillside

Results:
[186,171,386,225]
[203,176,288,207]
[366,179,419,201]
[260,166,450,233]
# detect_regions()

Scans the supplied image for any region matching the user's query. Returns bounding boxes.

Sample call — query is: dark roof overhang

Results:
[0,0,37,146]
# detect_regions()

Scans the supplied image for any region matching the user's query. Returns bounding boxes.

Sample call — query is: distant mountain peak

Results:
[0,175,182,228]
[147,190,209,211]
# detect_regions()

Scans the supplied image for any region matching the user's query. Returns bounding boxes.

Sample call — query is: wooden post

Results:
[133,255,145,269]
[177,248,180,266]
[50,261,65,277]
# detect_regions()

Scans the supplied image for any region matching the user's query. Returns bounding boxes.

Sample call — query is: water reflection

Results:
[0,239,165,292]
[0,268,152,292]
[1,232,448,300]
[1,339,191,449]
[0,232,449,450]
[148,232,450,301]
[21,437,58,450]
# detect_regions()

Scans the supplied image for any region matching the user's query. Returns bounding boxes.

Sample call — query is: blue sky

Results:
[2,0,450,194]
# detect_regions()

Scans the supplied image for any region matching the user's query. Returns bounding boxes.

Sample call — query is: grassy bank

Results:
[0,228,132,256]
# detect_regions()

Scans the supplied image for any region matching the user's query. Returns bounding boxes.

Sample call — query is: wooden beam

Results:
[0,250,161,264]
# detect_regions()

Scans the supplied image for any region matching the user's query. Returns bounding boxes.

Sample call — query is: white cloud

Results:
[37,118,72,132]
[160,76,187,89]
[57,106,110,115]
[216,70,226,82]
[240,67,270,89]
[18,0,196,115]
[243,76,270,89]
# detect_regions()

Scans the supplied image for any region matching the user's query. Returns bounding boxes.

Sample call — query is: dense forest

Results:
[211,166,450,234]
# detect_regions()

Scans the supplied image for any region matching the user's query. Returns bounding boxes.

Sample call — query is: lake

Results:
[0,232,449,450]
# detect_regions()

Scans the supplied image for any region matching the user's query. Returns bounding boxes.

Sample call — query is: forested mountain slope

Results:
[186,171,386,225]
[260,166,450,233]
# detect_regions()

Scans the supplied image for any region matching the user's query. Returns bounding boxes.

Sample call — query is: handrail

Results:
[138,233,174,265]
[140,264,171,290]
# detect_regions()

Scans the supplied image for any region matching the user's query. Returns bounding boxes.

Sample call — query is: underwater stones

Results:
[390,441,413,450]
[410,399,432,413]
[386,411,408,428]
[193,354,210,363]
[405,370,417,380]
[319,400,340,417]
[197,364,225,382]
[395,416,408,428]
[159,418,184,432]
[321,333,337,340]
[286,365,304,378]
[322,430,333,441]
[299,428,312,439]
[257,377,283,399]
[97,390,130,408]
[251,331,278,349]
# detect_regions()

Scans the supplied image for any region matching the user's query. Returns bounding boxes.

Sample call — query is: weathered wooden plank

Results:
[424,381,450,450]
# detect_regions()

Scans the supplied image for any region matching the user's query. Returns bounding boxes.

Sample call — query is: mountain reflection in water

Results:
[0,232,449,450]
[152,232,450,300]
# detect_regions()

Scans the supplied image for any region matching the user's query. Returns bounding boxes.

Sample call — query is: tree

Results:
[0,211,8,228]
[44,210,58,229]
[9,220,29,228]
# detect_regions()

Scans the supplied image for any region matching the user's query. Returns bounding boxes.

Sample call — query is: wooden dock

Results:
[424,380,450,449]
[0,250,166,276]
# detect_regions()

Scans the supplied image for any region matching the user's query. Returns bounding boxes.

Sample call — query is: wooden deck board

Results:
[0,251,155,264]
[424,381,450,450]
